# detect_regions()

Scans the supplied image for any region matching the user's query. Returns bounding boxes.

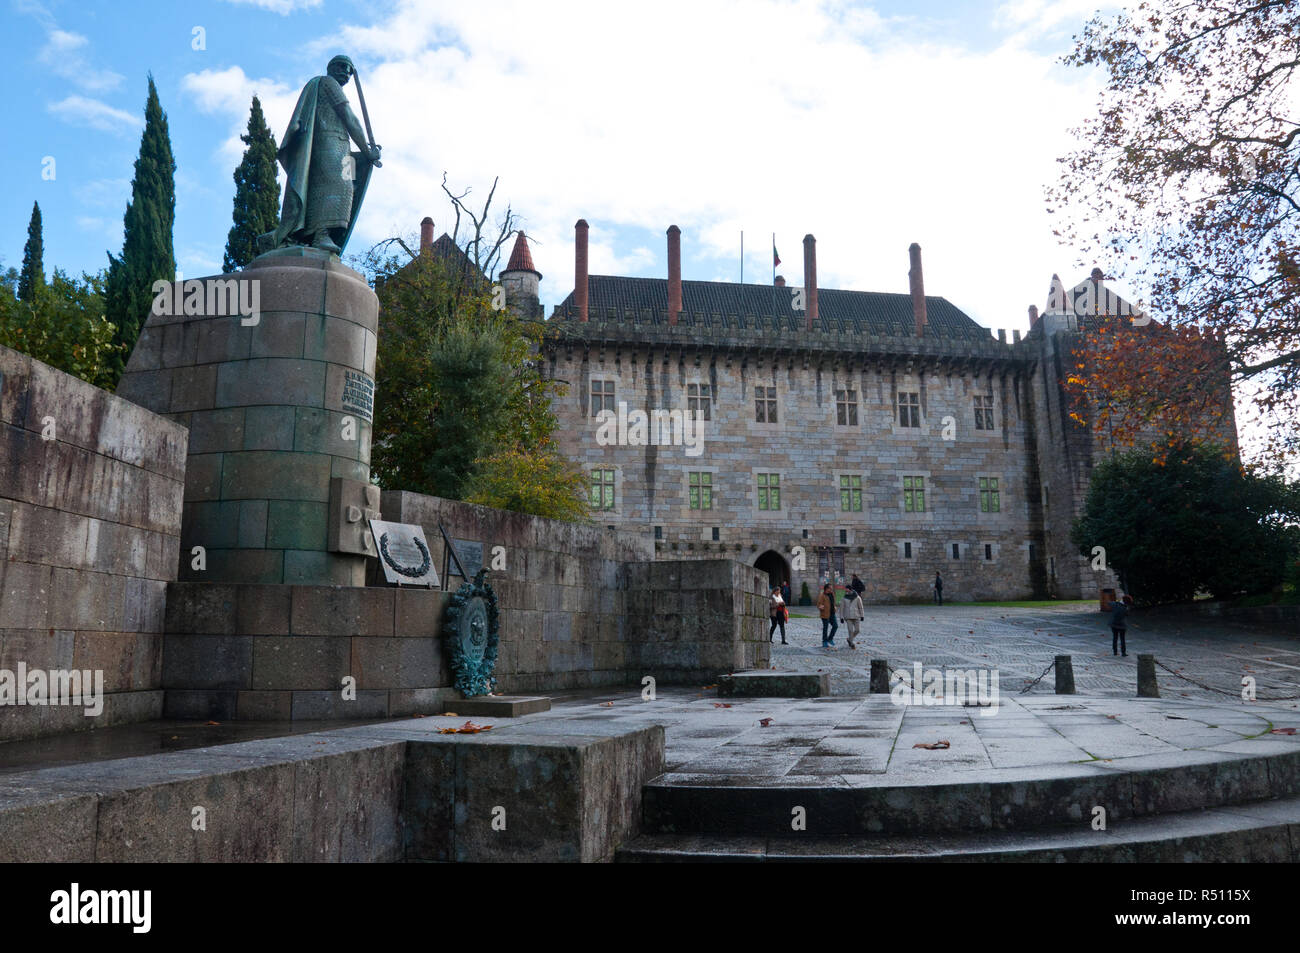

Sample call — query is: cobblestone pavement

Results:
[772,604,1300,713]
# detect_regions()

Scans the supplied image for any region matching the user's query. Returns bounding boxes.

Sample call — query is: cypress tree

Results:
[222,95,280,272]
[18,201,44,302]
[105,74,176,382]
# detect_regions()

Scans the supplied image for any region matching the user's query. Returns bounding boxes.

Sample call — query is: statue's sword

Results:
[351,67,381,168]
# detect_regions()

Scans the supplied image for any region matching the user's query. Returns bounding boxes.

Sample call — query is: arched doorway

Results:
[754,550,789,591]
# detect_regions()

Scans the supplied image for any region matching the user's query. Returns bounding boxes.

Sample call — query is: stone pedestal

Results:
[118,249,378,585]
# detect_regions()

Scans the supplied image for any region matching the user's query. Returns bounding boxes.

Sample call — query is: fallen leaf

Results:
[441,712,458,717]
[1271,727,1297,735]
[601,701,615,707]
[702,684,717,690]
[713,703,733,708]
[205,720,221,726]
[411,714,426,718]
[913,740,951,750]
[439,720,493,735]
[759,718,773,727]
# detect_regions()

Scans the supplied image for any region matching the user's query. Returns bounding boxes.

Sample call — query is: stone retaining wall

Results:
[0,346,188,742]
[160,494,770,719]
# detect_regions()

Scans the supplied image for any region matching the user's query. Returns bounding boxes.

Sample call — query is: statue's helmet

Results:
[327,55,355,76]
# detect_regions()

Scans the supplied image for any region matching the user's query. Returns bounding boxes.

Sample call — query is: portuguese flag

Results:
[773,243,781,268]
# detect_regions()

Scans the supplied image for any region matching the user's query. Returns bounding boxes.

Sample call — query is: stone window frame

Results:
[896,391,921,429]
[973,394,996,431]
[590,467,617,512]
[898,539,919,560]
[948,541,966,560]
[978,475,1002,514]
[901,471,932,521]
[835,388,859,427]
[686,382,712,422]
[838,472,864,513]
[687,469,715,511]
[754,384,780,425]
[590,379,616,418]
[981,541,1000,563]
[754,470,783,514]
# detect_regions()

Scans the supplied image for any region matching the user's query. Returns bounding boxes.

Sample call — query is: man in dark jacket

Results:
[1110,595,1130,656]
[933,572,944,606]
[850,574,866,597]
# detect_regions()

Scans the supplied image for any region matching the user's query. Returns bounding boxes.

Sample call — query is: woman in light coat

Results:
[840,586,865,649]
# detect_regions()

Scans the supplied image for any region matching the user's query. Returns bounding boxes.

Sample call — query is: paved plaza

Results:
[775,603,1300,706]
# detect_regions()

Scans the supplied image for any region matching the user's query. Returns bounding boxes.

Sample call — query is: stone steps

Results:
[639,748,1300,837]
[617,795,1300,862]
[622,748,1300,861]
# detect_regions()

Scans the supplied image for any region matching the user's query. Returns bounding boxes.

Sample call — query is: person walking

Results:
[850,573,865,598]
[780,580,792,606]
[840,586,864,649]
[1110,594,1130,657]
[768,586,788,645]
[817,583,839,647]
[933,572,944,606]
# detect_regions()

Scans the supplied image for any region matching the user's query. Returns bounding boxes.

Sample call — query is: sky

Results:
[3,0,1125,332]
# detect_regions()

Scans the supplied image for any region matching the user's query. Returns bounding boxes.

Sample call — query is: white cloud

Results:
[181,67,297,165]
[37,28,124,92]
[308,0,1111,328]
[48,95,141,134]
[219,0,323,13]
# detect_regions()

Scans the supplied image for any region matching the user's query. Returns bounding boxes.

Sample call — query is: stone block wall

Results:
[545,346,1040,603]
[159,493,770,719]
[0,346,188,741]
[116,251,378,586]
[383,492,768,692]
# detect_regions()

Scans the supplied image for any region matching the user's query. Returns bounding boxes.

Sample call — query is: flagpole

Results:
[740,231,744,283]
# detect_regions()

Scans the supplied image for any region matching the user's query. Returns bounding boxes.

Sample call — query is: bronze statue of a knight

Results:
[258,54,382,257]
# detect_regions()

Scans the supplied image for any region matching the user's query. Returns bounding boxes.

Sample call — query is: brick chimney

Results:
[420,216,434,256]
[909,242,927,337]
[575,218,589,322]
[774,275,785,287]
[667,225,681,326]
[1028,304,1040,327]
[803,234,818,331]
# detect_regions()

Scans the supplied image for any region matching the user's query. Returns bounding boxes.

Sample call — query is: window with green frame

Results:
[979,476,1000,512]
[839,474,862,511]
[903,475,925,512]
[757,473,781,510]
[590,469,615,510]
[689,471,713,509]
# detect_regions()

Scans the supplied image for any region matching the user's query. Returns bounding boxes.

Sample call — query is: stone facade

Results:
[0,346,188,742]
[531,244,1239,604]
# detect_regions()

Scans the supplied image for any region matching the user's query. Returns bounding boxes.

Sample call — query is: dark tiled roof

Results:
[554,275,989,340]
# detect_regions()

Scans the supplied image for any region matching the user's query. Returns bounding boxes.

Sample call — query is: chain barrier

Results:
[1152,658,1300,701]
[1019,659,1057,694]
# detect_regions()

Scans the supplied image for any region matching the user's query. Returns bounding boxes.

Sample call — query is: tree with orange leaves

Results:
[1051,0,1300,466]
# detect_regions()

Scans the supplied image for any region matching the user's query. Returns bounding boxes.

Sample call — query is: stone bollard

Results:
[1137,654,1160,697]
[1054,655,1075,695]
[870,659,891,694]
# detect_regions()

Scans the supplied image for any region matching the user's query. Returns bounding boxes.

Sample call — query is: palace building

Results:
[490,220,1237,604]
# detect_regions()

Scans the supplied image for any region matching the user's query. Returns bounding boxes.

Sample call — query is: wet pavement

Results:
[773,603,1300,709]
